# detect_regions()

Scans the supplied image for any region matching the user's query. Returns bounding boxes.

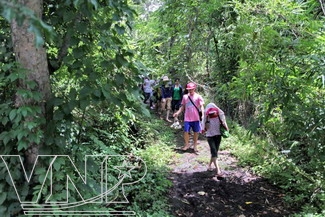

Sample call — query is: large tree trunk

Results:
[10,0,51,166]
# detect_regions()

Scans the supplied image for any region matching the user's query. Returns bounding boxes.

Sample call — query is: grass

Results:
[128,117,177,216]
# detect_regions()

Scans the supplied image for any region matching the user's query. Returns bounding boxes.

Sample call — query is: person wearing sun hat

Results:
[201,102,229,176]
[173,82,204,153]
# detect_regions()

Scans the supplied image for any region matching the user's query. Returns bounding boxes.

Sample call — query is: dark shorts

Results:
[172,99,182,111]
[184,121,201,133]
[207,135,222,158]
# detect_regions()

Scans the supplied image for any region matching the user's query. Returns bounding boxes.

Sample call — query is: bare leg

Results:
[193,132,199,152]
[210,157,216,168]
[166,110,172,122]
[208,158,213,170]
[182,132,190,150]
[214,157,221,175]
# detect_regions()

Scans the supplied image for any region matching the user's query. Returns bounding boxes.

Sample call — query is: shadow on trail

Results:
[168,170,294,217]
[166,128,297,216]
[173,148,198,155]
[153,114,298,216]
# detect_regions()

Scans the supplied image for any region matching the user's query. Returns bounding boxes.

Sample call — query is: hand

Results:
[173,112,178,117]
[161,98,166,103]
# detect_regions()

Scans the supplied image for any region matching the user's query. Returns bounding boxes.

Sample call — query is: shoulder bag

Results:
[218,115,230,138]
[188,95,202,121]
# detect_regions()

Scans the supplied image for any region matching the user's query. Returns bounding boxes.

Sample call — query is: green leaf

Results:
[53,160,61,171]
[115,74,125,85]
[17,130,27,141]
[1,117,9,125]
[73,0,81,8]
[38,174,46,184]
[28,23,44,47]
[115,25,125,35]
[17,140,28,151]
[115,54,128,68]
[102,84,111,99]
[9,109,16,121]
[2,8,13,21]
[0,192,7,205]
[80,99,89,110]
[0,205,7,214]
[2,133,11,145]
[90,0,99,10]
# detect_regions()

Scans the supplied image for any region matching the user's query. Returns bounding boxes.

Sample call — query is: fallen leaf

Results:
[180,199,190,204]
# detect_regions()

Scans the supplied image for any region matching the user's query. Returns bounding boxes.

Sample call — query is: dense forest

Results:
[0,0,324,216]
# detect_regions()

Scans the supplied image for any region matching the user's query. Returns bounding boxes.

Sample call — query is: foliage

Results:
[136,0,325,214]
[125,118,175,216]
[229,123,325,214]
[0,0,152,216]
[1,0,325,215]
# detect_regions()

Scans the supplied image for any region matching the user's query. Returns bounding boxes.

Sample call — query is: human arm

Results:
[173,104,184,118]
[200,104,204,122]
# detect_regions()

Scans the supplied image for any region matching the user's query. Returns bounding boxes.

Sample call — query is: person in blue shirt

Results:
[161,75,173,122]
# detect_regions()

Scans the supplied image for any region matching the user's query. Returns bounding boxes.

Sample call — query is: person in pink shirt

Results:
[173,82,204,153]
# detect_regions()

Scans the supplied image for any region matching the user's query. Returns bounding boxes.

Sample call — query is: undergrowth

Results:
[128,116,176,217]
[225,121,325,217]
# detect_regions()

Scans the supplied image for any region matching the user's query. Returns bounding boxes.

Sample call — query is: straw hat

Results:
[162,76,169,81]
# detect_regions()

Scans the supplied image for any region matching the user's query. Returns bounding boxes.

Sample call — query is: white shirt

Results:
[205,116,221,137]
[143,79,155,93]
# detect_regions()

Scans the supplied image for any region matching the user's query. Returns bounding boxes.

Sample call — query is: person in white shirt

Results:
[201,102,229,176]
[142,75,155,107]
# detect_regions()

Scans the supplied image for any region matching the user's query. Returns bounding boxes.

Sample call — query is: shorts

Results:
[184,121,201,133]
[161,97,172,110]
[172,99,182,111]
[207,135,222,158]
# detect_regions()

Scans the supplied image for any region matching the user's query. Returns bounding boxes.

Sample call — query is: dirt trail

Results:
[167,130,296,217]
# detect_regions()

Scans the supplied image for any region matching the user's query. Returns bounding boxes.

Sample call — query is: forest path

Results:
[166,125,296,217]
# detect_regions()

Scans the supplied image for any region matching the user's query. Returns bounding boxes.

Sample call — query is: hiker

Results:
[142,75,155,106]
[171,78,183,121]
[201,103,229,176]
[152,78,163,112]
[173,82,204,153]
[161,75,173,122]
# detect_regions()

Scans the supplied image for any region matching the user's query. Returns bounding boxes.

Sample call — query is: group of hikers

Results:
[141,75,229,177]
[142,75,183,122]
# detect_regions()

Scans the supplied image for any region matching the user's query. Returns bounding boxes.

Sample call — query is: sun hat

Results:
[206,107,218,116]
[162,76,169,81]
[186,82,196,90]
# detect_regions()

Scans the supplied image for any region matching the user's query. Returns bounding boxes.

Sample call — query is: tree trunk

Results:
[10,0,51,166]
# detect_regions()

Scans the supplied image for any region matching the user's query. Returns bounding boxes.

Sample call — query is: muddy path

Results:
[167,128,297,217]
